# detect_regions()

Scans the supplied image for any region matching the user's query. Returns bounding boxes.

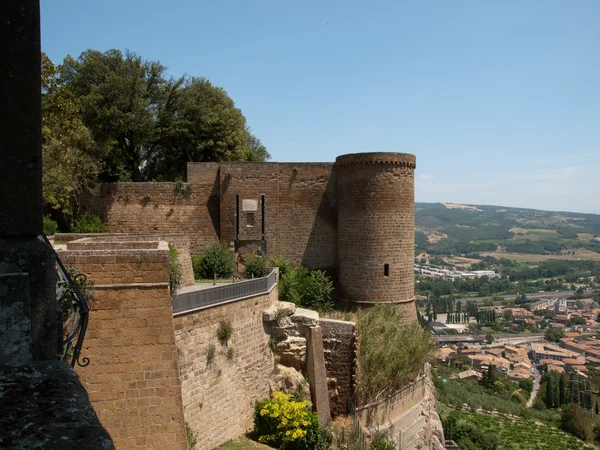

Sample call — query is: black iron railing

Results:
[41,234,90,367]
[172,269,277,315]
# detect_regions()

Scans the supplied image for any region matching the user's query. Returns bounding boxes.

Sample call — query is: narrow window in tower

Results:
[384,264,390,277]
[246,212,255,227]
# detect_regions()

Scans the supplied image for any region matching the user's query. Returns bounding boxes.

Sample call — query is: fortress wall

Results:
[173,286,278,450]
[336,153,416,321]
[217,162,336,269]
[79,178,219,254]
[60,245,187,450]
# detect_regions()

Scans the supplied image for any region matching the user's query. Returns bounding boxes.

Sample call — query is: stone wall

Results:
[55,233,195,287]
[60,240,187,450]
[356,366,444,450]
[173,285,278,450]
[321,318,357,418]
[79,180,219,254]
[215,162,337,270]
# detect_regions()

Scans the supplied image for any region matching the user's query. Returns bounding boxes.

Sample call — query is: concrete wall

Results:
[173,286,278,450]
[60,242,187,450]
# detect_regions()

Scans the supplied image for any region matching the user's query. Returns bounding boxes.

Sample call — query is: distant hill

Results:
[415,202,600,259]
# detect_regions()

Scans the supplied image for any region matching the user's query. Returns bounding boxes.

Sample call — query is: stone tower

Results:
[335,152,417,323]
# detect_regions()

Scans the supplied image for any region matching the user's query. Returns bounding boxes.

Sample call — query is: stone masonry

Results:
[81,152,418,319]
[173,286,278,450]
[60,239,187,450]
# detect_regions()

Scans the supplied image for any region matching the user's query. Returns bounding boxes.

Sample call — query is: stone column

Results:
[0,0,58,363]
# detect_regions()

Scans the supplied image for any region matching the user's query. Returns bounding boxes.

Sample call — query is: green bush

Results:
[217,320,233,345]
[72,213,107,233]
[43,215,58,236]
[193,241,235,279]
[254,392,332,450]
[169,244,182,297]
[370,434,395,450]
[279,266,334,311]
[269,255,292,276]
[244,254,267,278]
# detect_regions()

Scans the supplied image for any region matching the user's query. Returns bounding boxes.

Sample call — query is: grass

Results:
[214,436,272,449]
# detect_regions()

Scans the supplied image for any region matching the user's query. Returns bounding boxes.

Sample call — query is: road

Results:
[527,365,541,407]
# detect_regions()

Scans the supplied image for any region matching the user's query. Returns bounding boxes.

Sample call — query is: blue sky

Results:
[41,1,600,213]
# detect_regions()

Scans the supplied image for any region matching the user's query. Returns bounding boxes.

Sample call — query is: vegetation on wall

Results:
[217,320,233,345]
[192,241,235,279]
[253,391,332,450]
[356,304,434,404]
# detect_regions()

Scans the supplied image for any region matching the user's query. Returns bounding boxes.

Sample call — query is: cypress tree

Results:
[559,373,566,406]
[546,376,554,408]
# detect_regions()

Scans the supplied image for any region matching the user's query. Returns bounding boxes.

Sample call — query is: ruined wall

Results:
[79,175,219,254]
[321,318,356,418]
[216,162,337,270]
[173,286,278,450]
[60,242,187,450]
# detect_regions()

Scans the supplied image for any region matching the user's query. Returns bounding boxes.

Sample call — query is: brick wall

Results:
[336,153,416,322]
[60,243,187,450]
[321,318,356,418]
[173,286,278,450]
[79,180,219,254]
[217,162,337,270]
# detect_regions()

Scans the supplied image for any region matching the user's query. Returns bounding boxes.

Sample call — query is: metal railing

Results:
[172,269,277,315]
[348,398,368,450]
[41,234,91,367]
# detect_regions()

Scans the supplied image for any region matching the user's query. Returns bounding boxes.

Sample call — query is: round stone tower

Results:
[336,152,417,323]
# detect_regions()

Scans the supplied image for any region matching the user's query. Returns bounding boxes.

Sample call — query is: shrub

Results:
[254,392,332,450]
[193,241,235,279]
[72,213,107,233]
[269,255,292,276]
[216,320,233,345]
[43,215,58,236]
[279,265,334,312]
[169,244,182,297]
[357,304,435,405]
[245,254,267,278]
[370,434,395,450]
[206,343,216,366]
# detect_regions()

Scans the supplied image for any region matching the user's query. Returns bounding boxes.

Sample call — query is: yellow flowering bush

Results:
[254,391,332,449]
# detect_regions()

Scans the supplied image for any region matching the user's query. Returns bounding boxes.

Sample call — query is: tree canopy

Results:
[42,48,269,218]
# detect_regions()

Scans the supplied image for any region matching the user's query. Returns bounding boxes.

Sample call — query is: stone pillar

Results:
[0,0,58,363]
[306,325,331,425]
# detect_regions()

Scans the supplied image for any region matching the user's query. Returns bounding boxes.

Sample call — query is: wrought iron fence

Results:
[172,269,277,315]
[41,234,90,367]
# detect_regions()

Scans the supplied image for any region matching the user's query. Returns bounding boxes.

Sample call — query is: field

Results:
[443,410,593,450]
[481,250,600,262]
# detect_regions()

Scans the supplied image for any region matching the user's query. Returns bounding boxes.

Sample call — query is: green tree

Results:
[147,77,269,180]
[41,52,99,221]
[60,49,168,181]
[546,375,554,409]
